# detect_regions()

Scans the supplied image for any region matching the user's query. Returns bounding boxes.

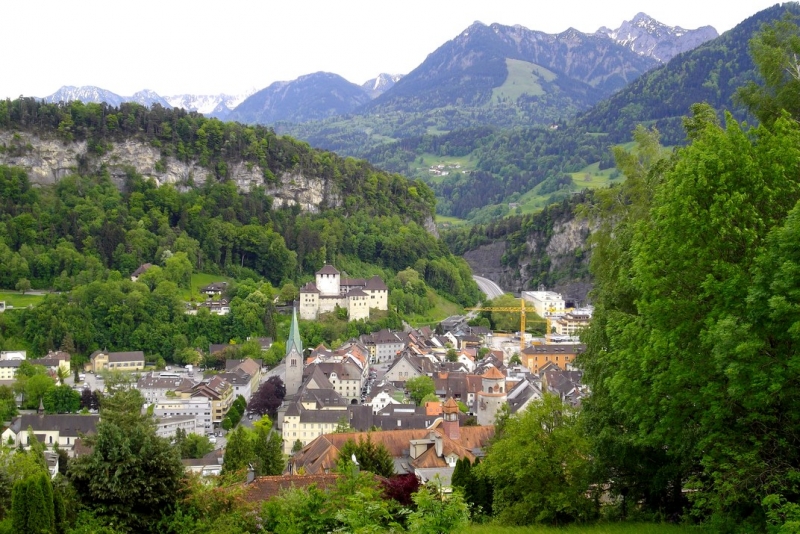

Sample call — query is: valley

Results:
[1,3,799,532]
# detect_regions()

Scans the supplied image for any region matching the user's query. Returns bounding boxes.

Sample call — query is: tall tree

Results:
[222,426,254,476]
[253,426,284,476]
[68,388,184,532]
[582,103,800,526]
[737,16,800,126]
[481,394,594,525]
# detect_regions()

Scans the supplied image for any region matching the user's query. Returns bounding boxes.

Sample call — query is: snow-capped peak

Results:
[595,13,717,63]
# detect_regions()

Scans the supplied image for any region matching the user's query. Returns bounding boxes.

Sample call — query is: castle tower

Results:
[477,366,507,426]
[315,264,341,296]
[442,397,460,440]
[284,307,304,398]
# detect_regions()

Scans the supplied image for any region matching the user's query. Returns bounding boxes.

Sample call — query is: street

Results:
[473,275,506,300]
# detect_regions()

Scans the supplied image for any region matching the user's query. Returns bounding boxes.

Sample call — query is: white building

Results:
[155,415,199,439]
[136,372,196,404]
[552,309,593,336]
[522,291,565,317]
[367,389,404,414]
[0,351,26,361]
[152,397,212,434]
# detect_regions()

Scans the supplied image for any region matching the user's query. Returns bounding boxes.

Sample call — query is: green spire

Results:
[286,306,303,357]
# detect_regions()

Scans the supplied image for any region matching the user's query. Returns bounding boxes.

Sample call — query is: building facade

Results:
[299,265,388,321]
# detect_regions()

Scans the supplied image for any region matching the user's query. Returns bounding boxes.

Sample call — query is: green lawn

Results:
[459,523,703,534]
[0,291,46,308]
[182,273,234,302]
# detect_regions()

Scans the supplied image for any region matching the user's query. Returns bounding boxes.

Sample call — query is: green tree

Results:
[11,472,55,534]
[405,375,435,406]
[582,106,800,526]
[23,374,56,410]
[43,385,80,414]
[253,426,284,476]
[222,426,254,477]
[337,433,395,478]
[68,388,184,532]
[407,478,470,534]
[15,278,31,295]
[737,16,800,126]
[0,386,18,422]
[278,282,298,304]
[480,394,594,525]
[178,432,214,460]
[163,251,193,289]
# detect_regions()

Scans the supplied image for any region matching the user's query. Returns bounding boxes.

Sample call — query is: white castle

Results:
[299,265,389,321]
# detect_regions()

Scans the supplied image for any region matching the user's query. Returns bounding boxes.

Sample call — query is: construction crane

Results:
[466,298,550,352]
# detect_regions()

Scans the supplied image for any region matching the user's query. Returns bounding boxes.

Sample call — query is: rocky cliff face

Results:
[596,12,718,63]
[463,211,592,304]
[0,131,340,213]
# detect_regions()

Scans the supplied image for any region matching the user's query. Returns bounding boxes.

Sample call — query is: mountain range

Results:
[39,13,715,127]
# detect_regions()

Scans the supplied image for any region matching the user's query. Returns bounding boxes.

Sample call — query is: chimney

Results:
[246,463,255,484]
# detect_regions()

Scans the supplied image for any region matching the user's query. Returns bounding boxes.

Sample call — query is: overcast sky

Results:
[3,0,785,99]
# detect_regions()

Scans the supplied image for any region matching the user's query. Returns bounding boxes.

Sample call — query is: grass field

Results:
[491,59,556,104]
[0,291,46,308]
[436,214,470,229]
[569,162,622,190]
[182,273,233,302]
[459,523,703,534]
[412,154,478,184]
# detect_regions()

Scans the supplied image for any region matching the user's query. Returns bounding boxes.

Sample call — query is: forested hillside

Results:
[0,101,480,360]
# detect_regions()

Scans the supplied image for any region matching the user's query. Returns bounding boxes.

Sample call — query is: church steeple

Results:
[286,307,303,358]
[284,306,304,397]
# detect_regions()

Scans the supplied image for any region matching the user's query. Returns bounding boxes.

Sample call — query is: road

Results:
[473,275,506,300]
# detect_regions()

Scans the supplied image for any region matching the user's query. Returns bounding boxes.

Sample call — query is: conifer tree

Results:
[222,426,254,476]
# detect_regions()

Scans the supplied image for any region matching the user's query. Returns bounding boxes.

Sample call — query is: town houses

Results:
[276,302,589,466]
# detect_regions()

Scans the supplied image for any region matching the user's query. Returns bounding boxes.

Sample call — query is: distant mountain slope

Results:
[364,21,660,114]
[164,91,254,119]
[128,89,172,108]
[228,72,371,124]
[278,15,716,158]
[40,86,254,120]
[43,86,125,107]
[597,12,718,63]
[575,3,800,144]
[361,73,403,98]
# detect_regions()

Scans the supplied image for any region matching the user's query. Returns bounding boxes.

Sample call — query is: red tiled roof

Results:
[245,474,342,502]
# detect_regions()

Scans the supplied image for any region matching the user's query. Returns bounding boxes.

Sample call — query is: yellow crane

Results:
[466,298,550,352]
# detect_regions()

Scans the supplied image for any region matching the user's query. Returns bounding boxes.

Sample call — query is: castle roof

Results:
[365,275,388,290]
[300,282,319,294]
[317,264,340,275]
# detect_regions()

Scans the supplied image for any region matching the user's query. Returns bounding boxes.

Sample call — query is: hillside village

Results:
[0,271,589,488]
